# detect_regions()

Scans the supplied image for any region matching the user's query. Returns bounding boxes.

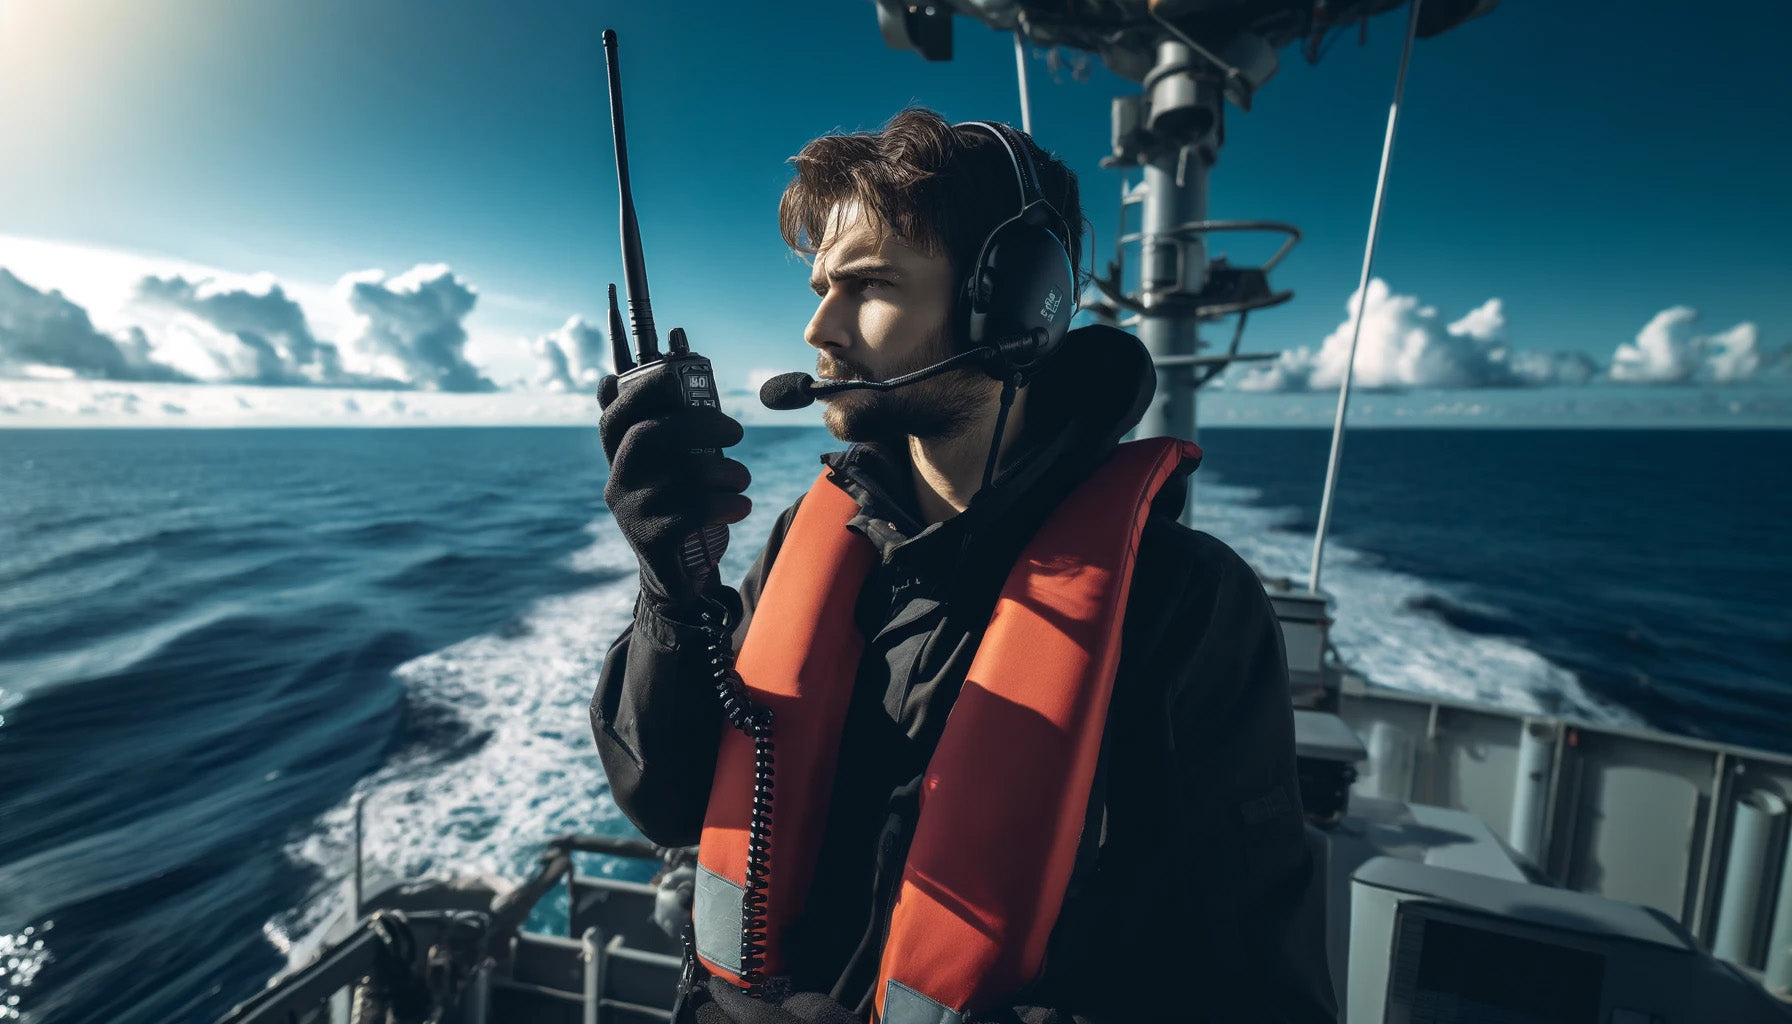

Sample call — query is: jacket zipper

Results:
[832,463,925,537]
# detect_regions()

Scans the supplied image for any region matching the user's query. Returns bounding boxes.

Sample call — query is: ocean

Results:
[0,426,1787,1023]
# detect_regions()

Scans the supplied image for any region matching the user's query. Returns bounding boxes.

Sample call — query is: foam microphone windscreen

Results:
[759,372,817,411]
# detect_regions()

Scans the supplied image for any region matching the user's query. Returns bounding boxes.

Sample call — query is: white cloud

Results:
[135,273,351,385]
[0,268,190,381]
[1608,307,1776,384]
[335,265,494,393]
[0,235,322,333]
[529,316,611,393]
[2,248,507,393]
[151,311,291,384]
[1508,349,1599,386]
[1235,280,1635,392]
[0,237,630,399]
[1447,297,1505,344]
[532,333,573,391]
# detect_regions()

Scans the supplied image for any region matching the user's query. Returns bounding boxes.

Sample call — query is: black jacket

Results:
[591,326,1337,1023]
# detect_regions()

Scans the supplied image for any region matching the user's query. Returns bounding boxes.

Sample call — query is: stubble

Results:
[820,325,993,442]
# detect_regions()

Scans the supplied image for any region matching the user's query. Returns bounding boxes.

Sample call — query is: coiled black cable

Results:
[699,603,775,998]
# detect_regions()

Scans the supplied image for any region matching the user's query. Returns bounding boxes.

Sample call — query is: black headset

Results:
[952,120,1077,381]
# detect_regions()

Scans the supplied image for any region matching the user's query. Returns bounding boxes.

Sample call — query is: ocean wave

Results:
[315,517,433,545]
[274,555,643,946]
[1,521,228,584]
[1,603,258,700]
[1192,473,1642,727]
[0,550,157,620]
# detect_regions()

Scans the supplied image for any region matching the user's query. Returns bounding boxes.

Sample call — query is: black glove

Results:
[694,977,861,1024]
[598,363,751,616]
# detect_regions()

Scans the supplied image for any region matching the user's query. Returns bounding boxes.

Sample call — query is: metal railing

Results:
[218,834,665,1024]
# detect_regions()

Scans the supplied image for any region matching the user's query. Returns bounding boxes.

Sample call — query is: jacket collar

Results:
[817,324,1159,551]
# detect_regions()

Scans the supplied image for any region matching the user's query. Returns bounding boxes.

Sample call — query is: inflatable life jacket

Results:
[692,436,1201,1023]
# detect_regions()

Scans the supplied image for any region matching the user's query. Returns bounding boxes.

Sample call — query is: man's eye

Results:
[813,277,892,298]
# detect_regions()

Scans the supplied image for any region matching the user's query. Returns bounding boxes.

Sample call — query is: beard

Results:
[818,324,994,442]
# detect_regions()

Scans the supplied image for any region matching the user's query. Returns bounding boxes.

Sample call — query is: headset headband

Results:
[954,120,1047,211]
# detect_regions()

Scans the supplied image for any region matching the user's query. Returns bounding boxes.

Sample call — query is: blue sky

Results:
[0,0,1787,424]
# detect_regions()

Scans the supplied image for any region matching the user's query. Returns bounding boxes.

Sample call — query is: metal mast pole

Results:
[1132,40,1218,522]
[1308,0,1424,593]
[1135,149,1208,427]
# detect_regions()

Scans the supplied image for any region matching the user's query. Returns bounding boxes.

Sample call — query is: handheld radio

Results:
[602,28,729,594]
[603,31,776,1004]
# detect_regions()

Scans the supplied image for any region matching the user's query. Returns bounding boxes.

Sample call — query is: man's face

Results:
[803,203,994,441]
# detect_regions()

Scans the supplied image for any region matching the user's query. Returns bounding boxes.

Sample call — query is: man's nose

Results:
[803,291,852,352]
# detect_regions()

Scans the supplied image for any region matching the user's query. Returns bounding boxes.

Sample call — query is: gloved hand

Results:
[694,977,861,1024]
[598,363,751,616]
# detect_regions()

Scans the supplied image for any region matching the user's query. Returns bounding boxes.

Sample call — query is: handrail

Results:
[217,833,666,1023]
[218,913,429,1024]
[1114,218,1303,271]
[551,832,663,861]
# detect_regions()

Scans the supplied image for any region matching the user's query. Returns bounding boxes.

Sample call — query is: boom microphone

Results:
[759,372,818,411]
[757,330,1049,412]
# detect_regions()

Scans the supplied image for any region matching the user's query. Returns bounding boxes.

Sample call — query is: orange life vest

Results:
[693,437,1201,1023]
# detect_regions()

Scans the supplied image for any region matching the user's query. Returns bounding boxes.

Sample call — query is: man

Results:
[592,108,1334,1023]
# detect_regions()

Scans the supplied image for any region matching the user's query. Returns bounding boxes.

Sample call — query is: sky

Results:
[0,0,1788,426]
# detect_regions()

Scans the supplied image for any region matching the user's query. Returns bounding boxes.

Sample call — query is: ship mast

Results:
[873,0,1495,527]
[1082,25,1296,521]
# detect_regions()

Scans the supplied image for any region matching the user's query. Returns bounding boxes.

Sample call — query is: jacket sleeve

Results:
[589,498,802,847]
[1156,529,1337,1023]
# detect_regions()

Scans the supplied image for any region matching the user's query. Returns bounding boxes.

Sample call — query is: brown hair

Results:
[778,106,1087,304]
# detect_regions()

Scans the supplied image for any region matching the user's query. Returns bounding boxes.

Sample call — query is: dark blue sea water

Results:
[0,426,1787,1023]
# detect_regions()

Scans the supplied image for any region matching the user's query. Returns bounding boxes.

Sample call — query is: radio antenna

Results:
[607,283,633,373]
[602,29,659,362]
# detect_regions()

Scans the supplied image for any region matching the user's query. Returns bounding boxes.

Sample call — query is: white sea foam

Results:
[276,527,643,943]
[1191,474,1640,726]
[276,437,826,945]
[0,922,52,1023]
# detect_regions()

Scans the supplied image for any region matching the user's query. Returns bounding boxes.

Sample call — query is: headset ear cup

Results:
[974,218,1075,361]
[952,121,1077,372]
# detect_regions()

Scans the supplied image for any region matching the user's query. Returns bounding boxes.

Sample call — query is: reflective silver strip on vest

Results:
[693,863,744,975]
[882,979,963,1024]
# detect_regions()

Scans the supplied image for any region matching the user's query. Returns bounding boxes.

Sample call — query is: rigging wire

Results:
[1013,28,1033,135]
[1308,0,1424,595]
